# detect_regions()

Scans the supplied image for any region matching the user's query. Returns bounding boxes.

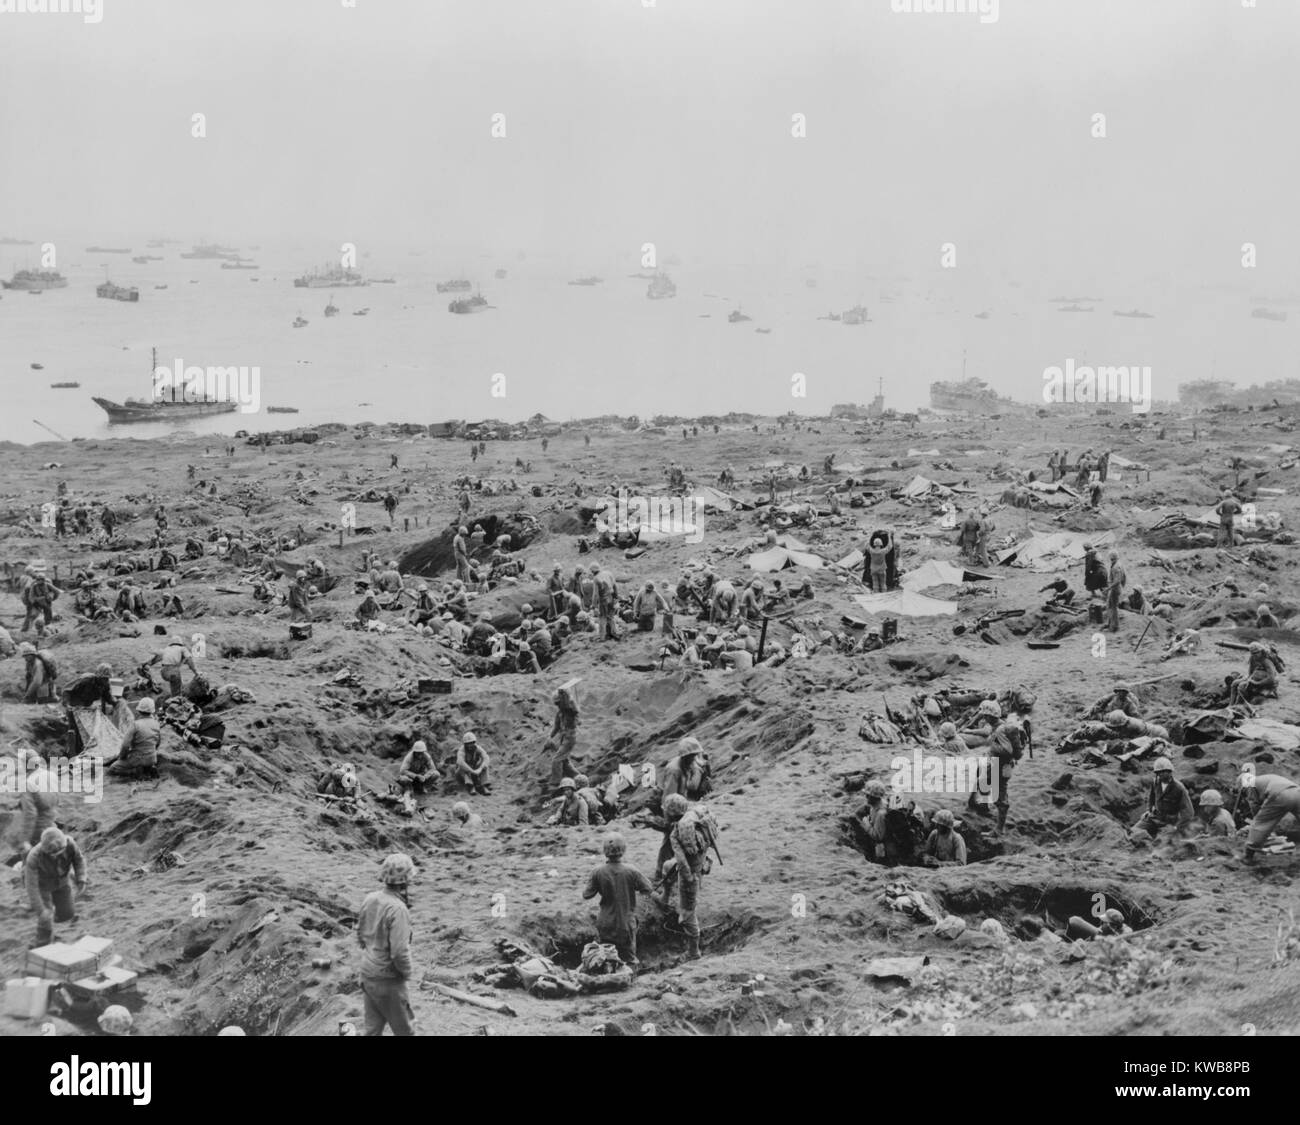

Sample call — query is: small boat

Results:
[494,269,507,279]
[1057,304,1094,313]
[1252,307,1287,322]
[324,296,340,317]
[755,327,771,334]
[353,308,370,316]
[267,406,299,414]
[1113,308,1154,318]
[437,279,472,293]
[293,315,308,328]
[728,308,752,323]
[448,293,489,314]
[154,284,168,290]
[372,277,396,284]
[51,381,80,388]
[30,363,43,370]
[569,276,603,286]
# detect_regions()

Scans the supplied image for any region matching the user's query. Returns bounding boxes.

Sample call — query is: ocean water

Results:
[0,242,1294,444]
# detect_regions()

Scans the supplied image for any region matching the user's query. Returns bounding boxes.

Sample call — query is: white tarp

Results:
[901,560,994,590]
[694,485,736,512]
[900,475,953,499]
[907,448,941,456]
[749,545,825,572]
[997,529,1115,569]
[852,591,957,616]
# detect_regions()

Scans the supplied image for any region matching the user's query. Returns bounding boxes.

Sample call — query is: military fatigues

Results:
[356,887,415,1036]
[1245,775,1300,851]
[1134,777,1195,837]
[583,860,654,965]
[669,810,708,950]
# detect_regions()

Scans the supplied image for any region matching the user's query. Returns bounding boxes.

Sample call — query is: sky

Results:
[2,0,1298,293]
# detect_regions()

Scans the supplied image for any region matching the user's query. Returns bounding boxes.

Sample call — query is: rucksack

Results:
[37,651,57,679]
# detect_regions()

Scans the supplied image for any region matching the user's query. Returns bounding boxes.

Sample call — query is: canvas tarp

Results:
[901,560,994,591]
[852,591,957,617]
[899,475,953,499]
[748,545,825,572]
[997,529,1115,569]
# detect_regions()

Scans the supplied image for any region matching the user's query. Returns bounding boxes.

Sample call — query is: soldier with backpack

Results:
[20,643,57,703]
[659,794,721,960]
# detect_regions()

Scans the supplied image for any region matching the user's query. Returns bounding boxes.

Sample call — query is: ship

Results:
[494,268,507,279]
[154,284,169,290]
[97,280,140,302]
[51,382,80,389]
[755,328,772,334]
[267,406,299,414]
[3,269,68,291]
[929,378,1019,414]
[646,273,677,299]
[93,348,238,424]
[372,277,397,284]
[180,244,241,260]
[817,311,842,321]
[220,260,259,270]
[30,363,43,370]
[293,315,308,328]
[841,304,869,325]
[1113,308,1154,318]
[131,255,163,264]
[728,308,752,323]
[294,263,368,288]
[437,279,473,293]
[86,246,131,254]
[0,236,34,245]
[1252,307,1287,322]
[324,297,340,317]
[448,294,489,314]
[353,308,370,316]
[1057,304,1094,312]
[805,278,817,288]
[568,276,603,286]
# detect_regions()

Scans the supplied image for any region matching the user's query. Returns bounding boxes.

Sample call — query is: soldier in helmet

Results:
[1132,757,1194,839]
[357,853,416,1036]
[854,779,891,863]
[1087,681,1142,721]
[1228,641,1284,706]
[659,794,708,959]
[582,833,655,967]
[921,809,967,867]
[1196,789,1235,837]
[1238,766,1300,862]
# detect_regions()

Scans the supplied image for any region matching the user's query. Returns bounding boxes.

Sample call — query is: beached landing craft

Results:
[3,268,68,291]
[93,350,237,424]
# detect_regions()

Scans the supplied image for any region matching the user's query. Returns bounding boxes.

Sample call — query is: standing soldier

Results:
[288,570,313,623]
[357,853,416,1036]
[153,635,197,698]
[25,827,87,947]
[453,525,471,584]
[583,834,654,968]
[1105,550,1126,632]
[1215,487,1242,549]
[547,682,580,787]
[660,794,711,960]
[593,563,620,641]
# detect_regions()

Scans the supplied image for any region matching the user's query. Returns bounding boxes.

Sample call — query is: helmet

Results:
[296,570,307,579]
[1106,710,1129,726]
[573,774,590,788]
[1153,756,1173,773]
[462,731,477,744]
[1113,682,1132,693]
[1199,789,1224,807]
[559,777,576,790]
[737,625,750,636]
[40,827,67,854]
[452,801,470,820]
[459,526,469,536]
[136,697,155,715]
[679,737,703,758]
[1258,604,1271,614]
[441,612,454,621]
[663,794,689,819]
[864,780,888,800]
[934,809,955,828]
[98,1005,134,1035]
[938,722,957,739]
[418,583,429,593]
[603,834,626,859]
[411,740,428,755]
[978,700,1002,719]
[750,579,762,590]
[96,662,113,677]
[379,853,416,885]
[1103,909,1124,926]
[18,642,35,655]
[1249,641,1266,653]
[590,563,601,574]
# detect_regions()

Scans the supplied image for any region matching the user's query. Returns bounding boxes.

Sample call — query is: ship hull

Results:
[93,397,238,424]
[295,278,368,288]
[3,278,68,291]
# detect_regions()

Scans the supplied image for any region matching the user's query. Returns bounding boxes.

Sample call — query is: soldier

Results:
[1196,789,1235,837]
[854,779,890,863]
[583,834,654,967]
[1105,551,1126,632]
[25,827,87,946]
[397,740,440,795]
[1215,487,1242,549]
[661,794,709,959]
[1087,682,1142,720]
[288,570,312,622]
[357,853,416,1036]
[453,526,471,584]
[592,564,620,641]
[1238,768,1300,862]
[921,809,967,866]
[454,732,491,795]
[1131,757,1194,839]
[547,683,580,787]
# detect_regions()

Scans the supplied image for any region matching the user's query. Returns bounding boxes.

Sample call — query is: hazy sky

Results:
[2,0,1298,289]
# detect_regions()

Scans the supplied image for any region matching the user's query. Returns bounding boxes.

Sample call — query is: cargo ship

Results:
[93,350,237,423]
[494,268,507,279]
[132,255,163,264]
[569,276,603,286]
[929,378,1019,415]
[1113,308,1154,318]
[646,273,676,299]
[437,279,473,293]
[86,246,131,254]
[180,243,241,260]
[221,260,259,270]
[448,294,489,314]
[294,263,368,288]
[841,304,869,325]
[3,269,68,291]
[1252,307,1287,322]
[96,280,140,302]
[1057,304,1094,313]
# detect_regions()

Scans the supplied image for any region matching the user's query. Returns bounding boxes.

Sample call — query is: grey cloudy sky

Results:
[1,0,1297,285]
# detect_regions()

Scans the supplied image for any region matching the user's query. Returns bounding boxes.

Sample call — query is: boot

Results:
[686,935,701,960]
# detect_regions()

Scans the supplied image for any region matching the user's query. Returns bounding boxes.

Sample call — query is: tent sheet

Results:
[901,560,995,590]
[748,546,825,572]
[997,529,1115,569]
[852,591,957,617]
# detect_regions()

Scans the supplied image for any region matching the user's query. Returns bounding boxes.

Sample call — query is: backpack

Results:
[37,651,57,679]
